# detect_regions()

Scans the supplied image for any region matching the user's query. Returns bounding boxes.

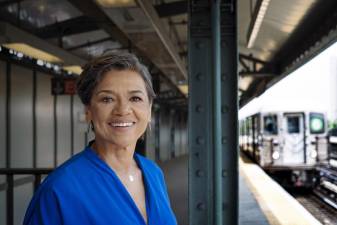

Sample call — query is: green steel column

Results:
[189,1,237,224]
[188,2,213,223]
[221,1,238,224]
[211,0,222,224]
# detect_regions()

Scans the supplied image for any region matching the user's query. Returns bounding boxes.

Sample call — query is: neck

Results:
[91,138,137,173]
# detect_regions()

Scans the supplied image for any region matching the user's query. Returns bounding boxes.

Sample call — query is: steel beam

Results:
[69,0,187,98]
[270,0,337,75]
[211,0,222,223]
[154,1,187,18]
[136,0,187,80]
[189,1,238,224]
[66,37,113,51]
[68,0,130,47]
[0,22,86,66]
[35,16,99,39]
[242,1,337,107]
[219,2,238,224]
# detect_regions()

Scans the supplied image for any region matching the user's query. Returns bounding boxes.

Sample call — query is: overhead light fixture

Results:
[246,0,271,49]
[0,22,85,66]
[63,65,83,75]
[178,84,188,95]
[2,43,63,63]
[95,0,136,7]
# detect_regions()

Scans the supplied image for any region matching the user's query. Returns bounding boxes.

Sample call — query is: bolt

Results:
[222,137,227,144]
[196,170,204,177]
[197,203,205,210]
[222,105,229,114]
[196,105,204,112]
[196,73,204,81]
[196,136,205,145]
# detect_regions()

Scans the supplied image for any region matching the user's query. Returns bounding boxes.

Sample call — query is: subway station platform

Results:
[159,154,322,225]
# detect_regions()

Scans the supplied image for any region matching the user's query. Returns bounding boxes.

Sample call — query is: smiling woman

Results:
[23,52,177,225]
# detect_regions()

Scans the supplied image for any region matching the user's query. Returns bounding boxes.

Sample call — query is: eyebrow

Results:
[95,89,145,95]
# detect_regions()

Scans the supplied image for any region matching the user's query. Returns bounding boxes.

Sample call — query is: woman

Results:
[23,52,177,225]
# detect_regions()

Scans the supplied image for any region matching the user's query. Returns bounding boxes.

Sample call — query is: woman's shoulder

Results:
[37,149,90,191]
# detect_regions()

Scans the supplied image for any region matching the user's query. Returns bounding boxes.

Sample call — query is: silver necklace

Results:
[128,174,135,182]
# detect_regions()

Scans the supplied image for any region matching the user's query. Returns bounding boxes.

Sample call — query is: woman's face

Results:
[86,69,152,149]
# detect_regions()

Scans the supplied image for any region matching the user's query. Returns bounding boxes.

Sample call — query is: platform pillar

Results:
[188,1,238,224]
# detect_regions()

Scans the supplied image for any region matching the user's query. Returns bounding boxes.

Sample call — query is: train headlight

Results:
[272,151,280,160]
[310,150,317,158]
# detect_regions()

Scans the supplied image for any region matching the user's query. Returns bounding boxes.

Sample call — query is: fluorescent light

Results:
[0,22,85,66]
[63,66,83,75]
[95,0,136,7]
[2,43,63,63]
[246,0,271,48]
[178,84,188,95]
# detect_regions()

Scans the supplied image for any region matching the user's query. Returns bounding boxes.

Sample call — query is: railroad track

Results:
[294,193,337,225]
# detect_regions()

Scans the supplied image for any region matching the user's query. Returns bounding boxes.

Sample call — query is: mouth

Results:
[108,121,135,128]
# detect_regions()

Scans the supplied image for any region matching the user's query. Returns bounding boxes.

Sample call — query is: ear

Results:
[85,105,92,122]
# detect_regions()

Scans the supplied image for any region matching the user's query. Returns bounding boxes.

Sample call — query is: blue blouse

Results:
[23,146,177,225]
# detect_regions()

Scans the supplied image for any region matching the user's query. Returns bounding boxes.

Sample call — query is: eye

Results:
[102,96,114,103]
[130,96,143,102]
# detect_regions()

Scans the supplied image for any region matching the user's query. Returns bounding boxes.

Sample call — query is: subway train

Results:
[313,128,337,209]
[239,100,328,187]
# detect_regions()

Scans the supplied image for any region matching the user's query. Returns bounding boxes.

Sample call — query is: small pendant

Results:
[129,175,134,182]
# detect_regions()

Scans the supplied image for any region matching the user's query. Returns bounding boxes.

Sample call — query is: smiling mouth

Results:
[108,122,135,127]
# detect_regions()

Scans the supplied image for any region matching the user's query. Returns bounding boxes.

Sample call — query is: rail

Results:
[0,168,53,225]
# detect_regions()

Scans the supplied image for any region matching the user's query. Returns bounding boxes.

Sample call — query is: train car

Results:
[313,128,337,209]
[239,99,328,187]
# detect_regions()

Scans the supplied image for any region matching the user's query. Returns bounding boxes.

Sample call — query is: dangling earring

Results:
[87,122,91,133]
[87,121,95,133]
[148,120,152,132]
[90,121,95,132]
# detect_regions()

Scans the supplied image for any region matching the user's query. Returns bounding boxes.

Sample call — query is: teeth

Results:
[110,122,133,127]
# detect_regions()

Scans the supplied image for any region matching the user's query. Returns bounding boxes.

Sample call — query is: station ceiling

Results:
[0,0,336,107]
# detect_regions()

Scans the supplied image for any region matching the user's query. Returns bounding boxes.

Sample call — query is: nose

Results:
[113,99,131,115]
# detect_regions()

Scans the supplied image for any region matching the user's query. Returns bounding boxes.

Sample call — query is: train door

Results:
[252,114,260,161]
[282,113,305,164]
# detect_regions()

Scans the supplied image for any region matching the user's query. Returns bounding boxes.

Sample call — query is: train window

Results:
[310,113,325,134]
[263,115,278,135]
[287,117,300,133]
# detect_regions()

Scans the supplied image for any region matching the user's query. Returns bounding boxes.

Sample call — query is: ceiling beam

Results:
[268,0,337,77]
[239,78,268,107]
[239,71,275,78]
[238,53,276,78]
[0,22,86,66]
[0,5,36,31]
[66,37,113,51]
[239,53,266,65]
[68,0,186,98]
[154,1,187,18]
[241,1,337,107]
[35,16,100,39]
[68,0,130,47]
[136,0,187,80]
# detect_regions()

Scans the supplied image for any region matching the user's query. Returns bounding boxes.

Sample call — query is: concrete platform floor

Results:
[158,155,269,225]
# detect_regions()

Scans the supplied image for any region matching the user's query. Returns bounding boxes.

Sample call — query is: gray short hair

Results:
[76,52,156,105]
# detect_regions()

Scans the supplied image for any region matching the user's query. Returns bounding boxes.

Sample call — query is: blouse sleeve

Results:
[23,187,63,225]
